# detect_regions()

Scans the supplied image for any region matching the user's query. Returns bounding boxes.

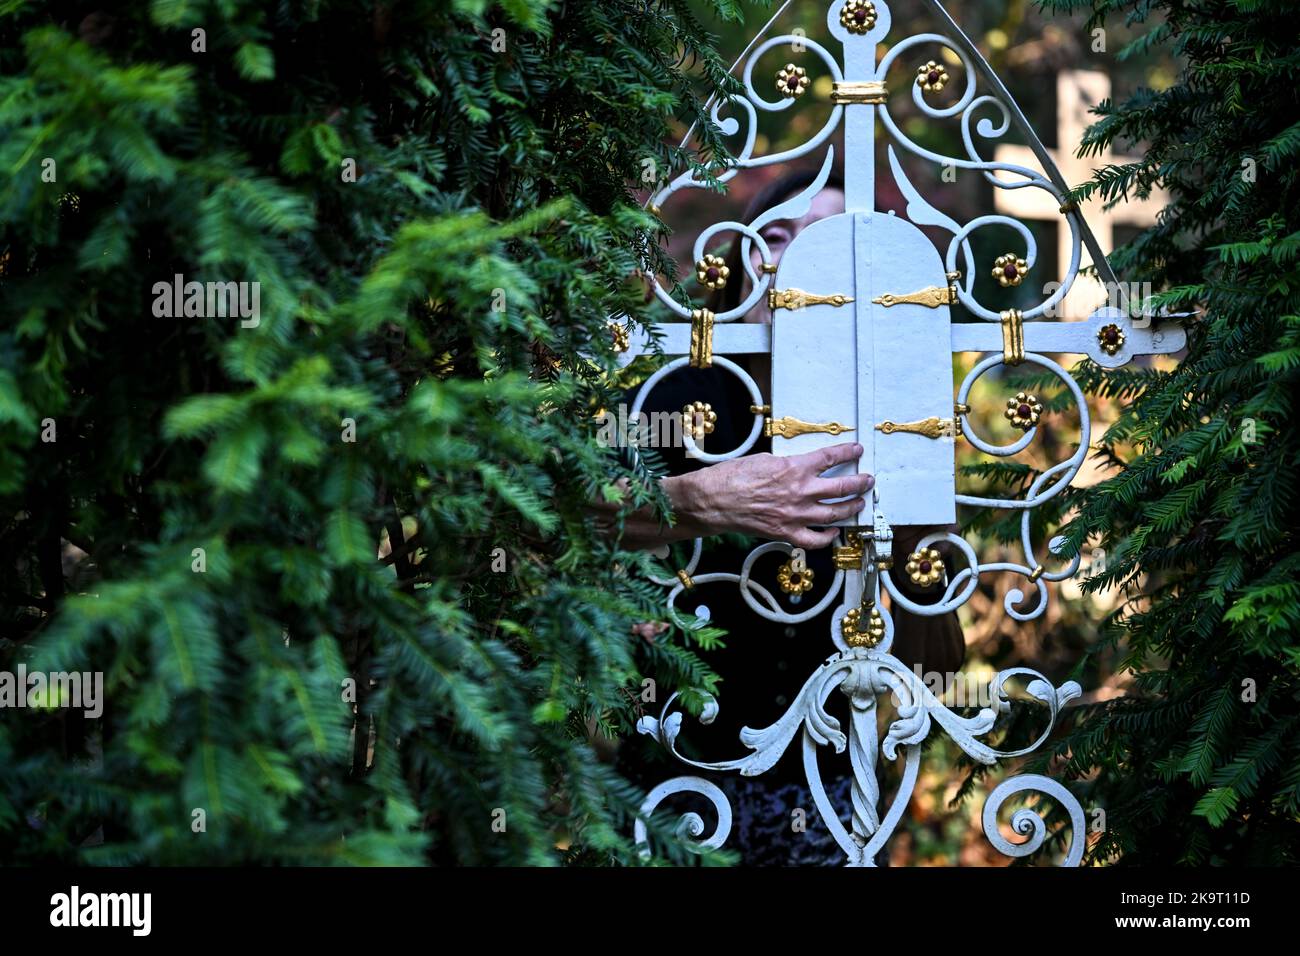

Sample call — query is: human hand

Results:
[665,442,873,550]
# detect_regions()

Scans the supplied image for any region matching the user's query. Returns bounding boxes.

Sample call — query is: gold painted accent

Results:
[905,547,945,587]
[916,60,949,94]
[761,262,778,274]
[877,557,893,570]
[768,287,854,310]
[1028,565,1044,583]
[676,569,695,590]
[689,308,714,368]
[776,63,810,99]
[992,252,1029,287]
[765,416,855,439]
[830,80,888,105]
[609,322,629,354]
[1000,309,1025,366]
[872,284,957,308]
[839,0,878,35]
[954,402,971,416]
[695,254,729,291]
[875,416,956,439]
[1059,200,1078,214]
[1004,391,1043,431]
[832,541,864,570]
[682,401,717,440]
[649,204,661,217]
[946,271,962,282]
[776,561,815,595]
[1097,322,1126,356]
[842,606,886,647]
[749,404,771,415]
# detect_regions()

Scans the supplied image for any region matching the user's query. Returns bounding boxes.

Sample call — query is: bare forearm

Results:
[591,473,716,551]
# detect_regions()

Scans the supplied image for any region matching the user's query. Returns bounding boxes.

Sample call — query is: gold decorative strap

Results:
[954,402,971,415]
[689,308,714,368]
[765,416,855,439]
[761,263,778,274]
[875,416,956,439]
[1028,565,1044,582]
[649,204,661,217]
[872,284,957,308]
[768,288,854,310]
[830,80,888,105]
[749,404,771,415]
[1058,200,1078,214]
[1000,309,1025,366]
[676,569,695,590]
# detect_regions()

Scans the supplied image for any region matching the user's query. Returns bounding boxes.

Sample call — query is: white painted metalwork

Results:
[627,0,1185,866]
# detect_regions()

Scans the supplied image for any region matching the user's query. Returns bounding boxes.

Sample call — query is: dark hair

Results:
[705,167,846,314]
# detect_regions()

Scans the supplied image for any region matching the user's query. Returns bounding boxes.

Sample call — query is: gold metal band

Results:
[649,204,661,217]
[830,80,888,105]
[832,542,864,570]
[689,308,714,368]
[1028,565,1044,582]
[676,569,695,590]
[761,263,778,274]
[1058,200,1078,214]
[1001,309,1025,366]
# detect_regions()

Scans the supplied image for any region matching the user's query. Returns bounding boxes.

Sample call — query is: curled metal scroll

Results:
[983,774,1087,866]
[634,776,733,860]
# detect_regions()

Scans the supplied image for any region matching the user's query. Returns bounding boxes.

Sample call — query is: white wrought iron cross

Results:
[619,0,1184,866]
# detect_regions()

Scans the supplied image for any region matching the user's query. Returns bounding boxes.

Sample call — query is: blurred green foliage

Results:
[0,0,751,865]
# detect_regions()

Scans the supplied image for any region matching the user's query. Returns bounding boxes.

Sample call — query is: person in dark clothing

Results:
[600,170,964,865]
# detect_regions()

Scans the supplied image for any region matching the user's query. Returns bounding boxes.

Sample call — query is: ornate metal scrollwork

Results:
[624,0,1186,867]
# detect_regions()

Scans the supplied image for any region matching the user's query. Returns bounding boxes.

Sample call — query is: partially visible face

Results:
[743,187,845,324]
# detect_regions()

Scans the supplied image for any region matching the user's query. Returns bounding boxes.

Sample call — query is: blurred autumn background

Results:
[633,0,1182,866]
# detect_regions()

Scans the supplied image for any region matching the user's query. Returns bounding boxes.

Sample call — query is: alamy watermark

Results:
[50,886,151,936]
[0,665,103,718]
[901,667,998,710]
[152,273,260,328]
[1041,279,1161,325]
[596,404,688,449]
